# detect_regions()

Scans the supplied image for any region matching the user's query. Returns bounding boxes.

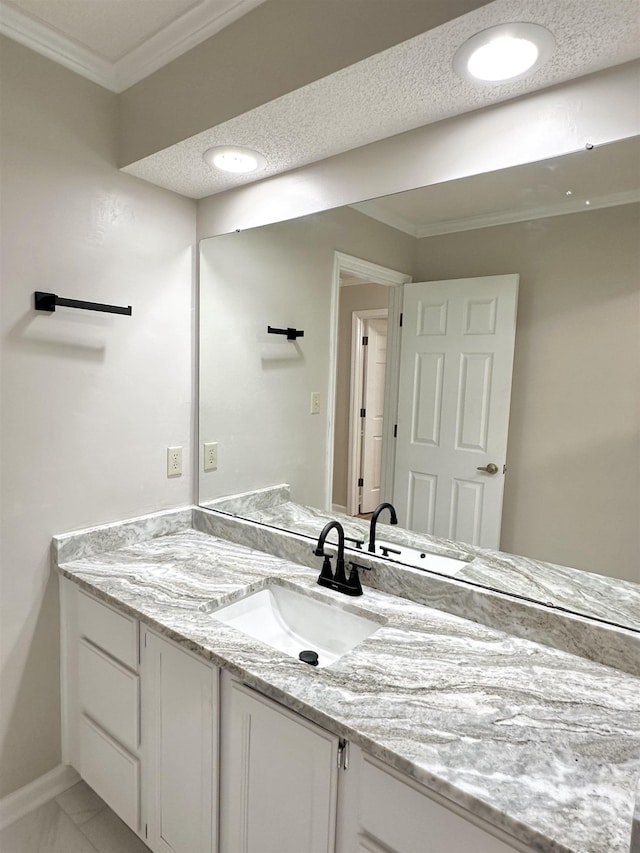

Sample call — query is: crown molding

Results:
[0,0,266,93]
[350,200,420,237]
[354,190,640,240]
[0,3,117,89]
[113,0,266,91]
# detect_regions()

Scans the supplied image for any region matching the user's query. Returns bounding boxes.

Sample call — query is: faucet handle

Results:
[317,554,333,582]
[345,562,365,596]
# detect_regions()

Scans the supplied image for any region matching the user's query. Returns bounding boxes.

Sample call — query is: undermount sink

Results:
[376,541,469,576]
[211,581,384,668]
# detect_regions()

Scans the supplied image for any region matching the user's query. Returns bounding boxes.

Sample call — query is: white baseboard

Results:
[0,764,80,830]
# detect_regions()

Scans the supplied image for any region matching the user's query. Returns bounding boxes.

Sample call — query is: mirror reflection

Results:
[199,138,640,631]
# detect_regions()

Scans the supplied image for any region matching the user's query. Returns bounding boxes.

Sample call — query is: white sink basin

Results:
[376,541,469,576]
[211,581,384,668]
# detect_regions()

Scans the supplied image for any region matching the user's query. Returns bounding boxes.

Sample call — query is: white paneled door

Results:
[393,275,518,548]
[361,316,388,513]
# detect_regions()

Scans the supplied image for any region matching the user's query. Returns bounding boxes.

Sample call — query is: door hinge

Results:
[399,312,403,327]
[360,407,366,418]
[393,424,398,438]
[144,824,148,839]
[362,335,368,346]
[358,477,364,487]
[337,738,350,770]
[503,464,507,474]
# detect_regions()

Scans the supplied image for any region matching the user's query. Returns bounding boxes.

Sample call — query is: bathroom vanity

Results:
[55,508,640,853]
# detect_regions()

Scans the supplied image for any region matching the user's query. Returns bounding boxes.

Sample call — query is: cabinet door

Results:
[357,754,523,853]
[220,674,339,853]
[142,629,218,853]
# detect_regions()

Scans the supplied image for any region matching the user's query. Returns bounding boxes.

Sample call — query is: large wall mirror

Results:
[199,136,640,632]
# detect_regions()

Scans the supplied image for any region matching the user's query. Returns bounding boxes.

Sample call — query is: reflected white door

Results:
[361,317,388,513]
[393,275,518,548]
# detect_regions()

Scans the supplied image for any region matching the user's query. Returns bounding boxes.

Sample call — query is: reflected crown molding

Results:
[353,189,640,238]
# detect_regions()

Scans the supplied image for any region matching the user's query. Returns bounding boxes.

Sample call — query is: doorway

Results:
[327,252,411,515]
[350,310,388,515]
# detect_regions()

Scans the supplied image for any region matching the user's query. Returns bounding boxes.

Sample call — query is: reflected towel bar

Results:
[34,291,132,316]
[267,325,304,340]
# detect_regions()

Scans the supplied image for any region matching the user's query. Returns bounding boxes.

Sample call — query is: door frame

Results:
[327,252,412,513]
[347,309,388,516]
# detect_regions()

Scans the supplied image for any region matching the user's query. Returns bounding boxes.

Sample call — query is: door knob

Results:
[477,463,499,475]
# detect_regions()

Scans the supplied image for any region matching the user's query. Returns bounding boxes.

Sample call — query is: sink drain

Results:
[299,649,319,666]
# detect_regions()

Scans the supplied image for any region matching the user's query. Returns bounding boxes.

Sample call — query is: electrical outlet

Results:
[310,391,320,415]
[203,441,218,471]
[167,446,182,477]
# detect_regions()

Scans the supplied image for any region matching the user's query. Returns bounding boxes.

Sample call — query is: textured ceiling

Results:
[123,0,640,199]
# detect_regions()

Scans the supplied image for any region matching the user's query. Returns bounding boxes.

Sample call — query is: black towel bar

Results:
[267,325,304,340]
[34,291,132,316]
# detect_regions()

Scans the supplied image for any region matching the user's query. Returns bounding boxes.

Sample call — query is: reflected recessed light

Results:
[203,146,267,174]
[453,23,555,84]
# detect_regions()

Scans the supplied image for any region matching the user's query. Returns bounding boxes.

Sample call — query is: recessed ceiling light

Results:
[453,23,555,84]
[203,146,266,174]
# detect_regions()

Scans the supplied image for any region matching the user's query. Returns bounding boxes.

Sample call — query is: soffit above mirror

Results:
[122,0,640,198]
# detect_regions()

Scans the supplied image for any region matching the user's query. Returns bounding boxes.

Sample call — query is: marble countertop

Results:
[219,494,640,633]
[55,527,640,853]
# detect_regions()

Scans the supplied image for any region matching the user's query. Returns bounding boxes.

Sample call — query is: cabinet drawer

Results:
[360,757,518,853]
[79,639,139,752]
[78,590,138,669]
[80,714,140,833]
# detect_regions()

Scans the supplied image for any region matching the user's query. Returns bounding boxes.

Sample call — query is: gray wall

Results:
[0,37,196,797]
[414,203,640,583]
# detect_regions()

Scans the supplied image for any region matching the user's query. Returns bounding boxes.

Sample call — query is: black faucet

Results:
[314,520,364,596]
[368,502,398,553]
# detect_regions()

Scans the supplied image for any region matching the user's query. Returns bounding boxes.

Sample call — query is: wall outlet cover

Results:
[167,446,183,477]
[204,441,218,471]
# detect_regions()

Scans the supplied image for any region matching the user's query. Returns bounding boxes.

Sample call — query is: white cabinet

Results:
[142,628,218,853]
[219,675,525,853]
[68,585,142,834]
[61,580,529,853]
[219,674,339,853]
[349,751,525,853]
[60,581,218,853]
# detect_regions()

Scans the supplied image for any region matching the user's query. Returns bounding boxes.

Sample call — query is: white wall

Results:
[199,206,413,507]
[0,38,196,797]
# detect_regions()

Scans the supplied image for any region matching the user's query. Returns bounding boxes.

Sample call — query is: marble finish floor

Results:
[0,781,150,853]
